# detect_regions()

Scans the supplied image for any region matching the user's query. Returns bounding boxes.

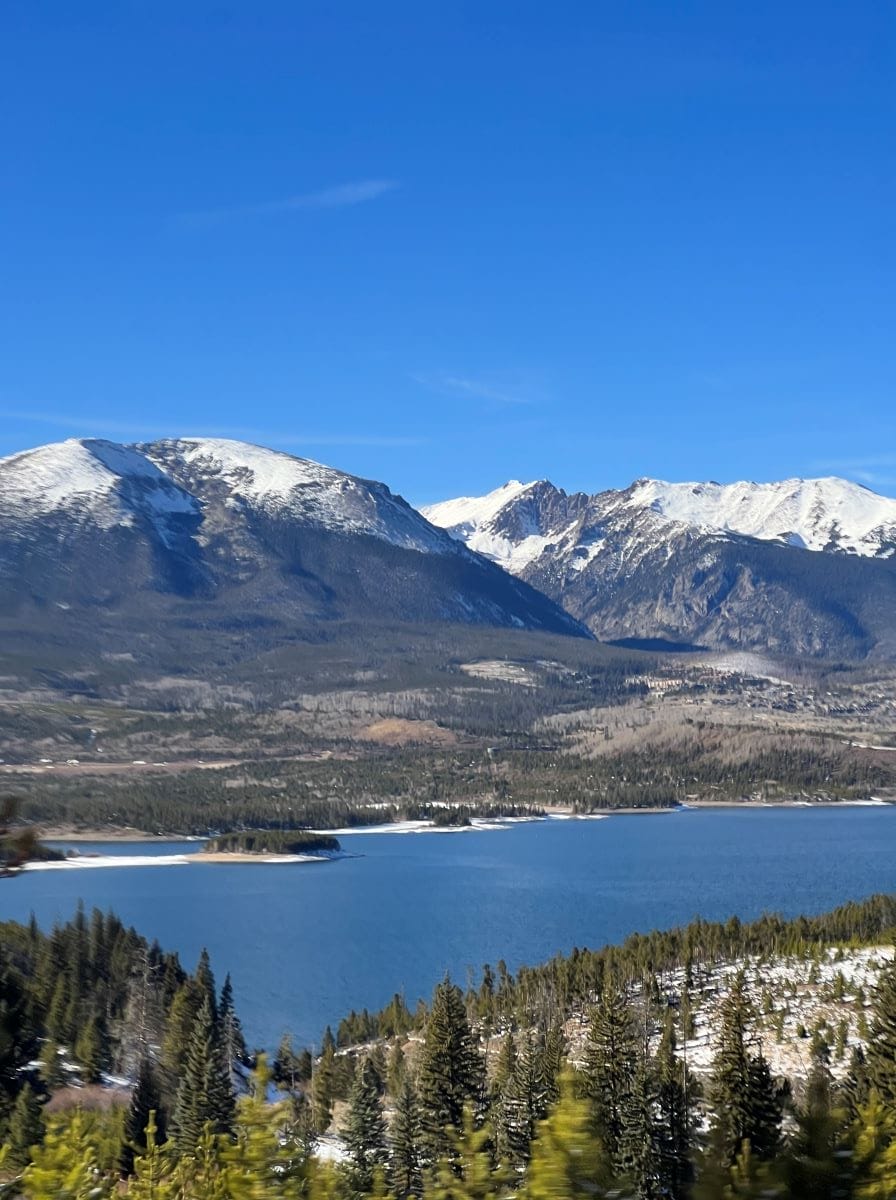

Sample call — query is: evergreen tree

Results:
[311,1034,337,1134]
[523,1074,616,1200]
[843,1046,872,1121]
[851,1091,896,1200]
[417,977,484,1164]
[218,974,247,1084]
[389,1074,423,1200]
[708,974,782,1168]
[581,984,637,1167]
[430,1106,507,1200]
[195,949,218,1025]
[127,1111,175,1200]
[6,1081,44,1168]
[500,1031,551,1166]
[20,1109,114,1199]
[866,955,896,1112]
[74,1007,108,1083]
[223,1056,307,1199]
[784,1049,850,1200]
[387,1041,406,1098]
[120,1056,164,1178]
[343,1055,388,1193]
[160,980,202,1102]
[619,1054,659,1200]
[170,995,235,1153]
[654,1011,694,1200]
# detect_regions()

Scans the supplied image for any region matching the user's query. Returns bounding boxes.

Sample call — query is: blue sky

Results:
[1,1,893,504]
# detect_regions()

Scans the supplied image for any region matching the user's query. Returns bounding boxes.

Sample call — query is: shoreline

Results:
[25,798,896,850]
[22,850,337,871]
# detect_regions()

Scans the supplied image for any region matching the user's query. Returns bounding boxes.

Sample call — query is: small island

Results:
[199,829,342,863]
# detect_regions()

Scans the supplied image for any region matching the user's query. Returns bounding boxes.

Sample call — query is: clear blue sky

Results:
[1,2,893,504]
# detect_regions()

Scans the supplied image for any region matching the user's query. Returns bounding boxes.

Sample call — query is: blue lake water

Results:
[2,807,895,1050]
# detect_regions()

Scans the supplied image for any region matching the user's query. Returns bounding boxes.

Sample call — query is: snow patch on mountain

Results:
[628,477,896,557]
[148,437,457,555]
[422,481,560,571]
[0,439,199,531]
[425,474,896,572]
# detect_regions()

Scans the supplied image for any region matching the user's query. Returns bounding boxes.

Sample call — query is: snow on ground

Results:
[564,945,893,1088]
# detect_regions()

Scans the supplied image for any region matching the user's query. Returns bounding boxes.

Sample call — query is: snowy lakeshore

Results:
[22,851,337,871]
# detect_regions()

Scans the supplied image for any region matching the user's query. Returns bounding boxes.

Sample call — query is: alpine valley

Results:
[424,476,896,660]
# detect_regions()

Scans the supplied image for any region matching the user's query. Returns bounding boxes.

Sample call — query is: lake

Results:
[3,807,895,1050]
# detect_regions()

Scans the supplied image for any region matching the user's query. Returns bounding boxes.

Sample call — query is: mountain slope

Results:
[0,438,588,671]
[424,477,896,659]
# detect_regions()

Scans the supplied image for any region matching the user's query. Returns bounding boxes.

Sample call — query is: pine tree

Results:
[343,1055,388,1193]
[195,949,218,1025]
[852,1091,896,1200]
[500,1031,551,1166]
[387,1041,406,1098]
[128,1112,175,1200]
[222,1056,308,1199]
[170,996,235,1153]
[581,984,637,1167]
[389,1075,423,1199]
[74,1008,108,1083]
[311,1034,337,1134]
[160,980,202,1103]
[523,1073,616,1200]
[430,1106,507,1200]
[218,974,247,1084]
[120,1056,164,1178]
[417,977,484,1164]
[619,1054,659,1200]
[783,1049,850,1200]
[654,1011,694,1200]
[708,974,781,1168]
[866,954,896,1112]
[6,1081,44,1168]
[20,1109,114,1199]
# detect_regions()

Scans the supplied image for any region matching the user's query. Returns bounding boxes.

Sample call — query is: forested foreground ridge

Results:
[6,897,896,1195]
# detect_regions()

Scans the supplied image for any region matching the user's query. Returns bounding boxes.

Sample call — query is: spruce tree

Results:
[581,983,637,1167]
[654,1011,694,1200]
[218,974,247,1085]
[417,977,484,1164]
[708,975,782,1167]
[389,1074,423,1199]
[524,1073,616,1200]
[311,1034,337,1134]
[618,1054,659,1200]
[343,1056,388,1193]
[194,949,218,1025]
[866,954,896,1112]
[223,1056,307,1199]
[6,1082,44,1168]
[170,995,235,1153]
[120,1056,164,1178]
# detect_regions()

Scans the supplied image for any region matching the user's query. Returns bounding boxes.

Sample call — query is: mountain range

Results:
[0,438,586,674]
[424,477,896,659]
[1,437,895,671]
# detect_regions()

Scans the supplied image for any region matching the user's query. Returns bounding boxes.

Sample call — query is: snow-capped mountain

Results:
[424,477,896,658]
[0,438,587,662]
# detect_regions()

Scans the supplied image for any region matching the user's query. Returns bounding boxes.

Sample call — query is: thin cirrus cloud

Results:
[0,408,426,451]
[177,179,399,226]
[812,455,896,488]
[411,373,535,407]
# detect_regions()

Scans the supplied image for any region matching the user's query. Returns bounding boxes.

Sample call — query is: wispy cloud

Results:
[177,179,399,226]
[812,454,896,488]
[411,373,535,407]
[0,408,426,451]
